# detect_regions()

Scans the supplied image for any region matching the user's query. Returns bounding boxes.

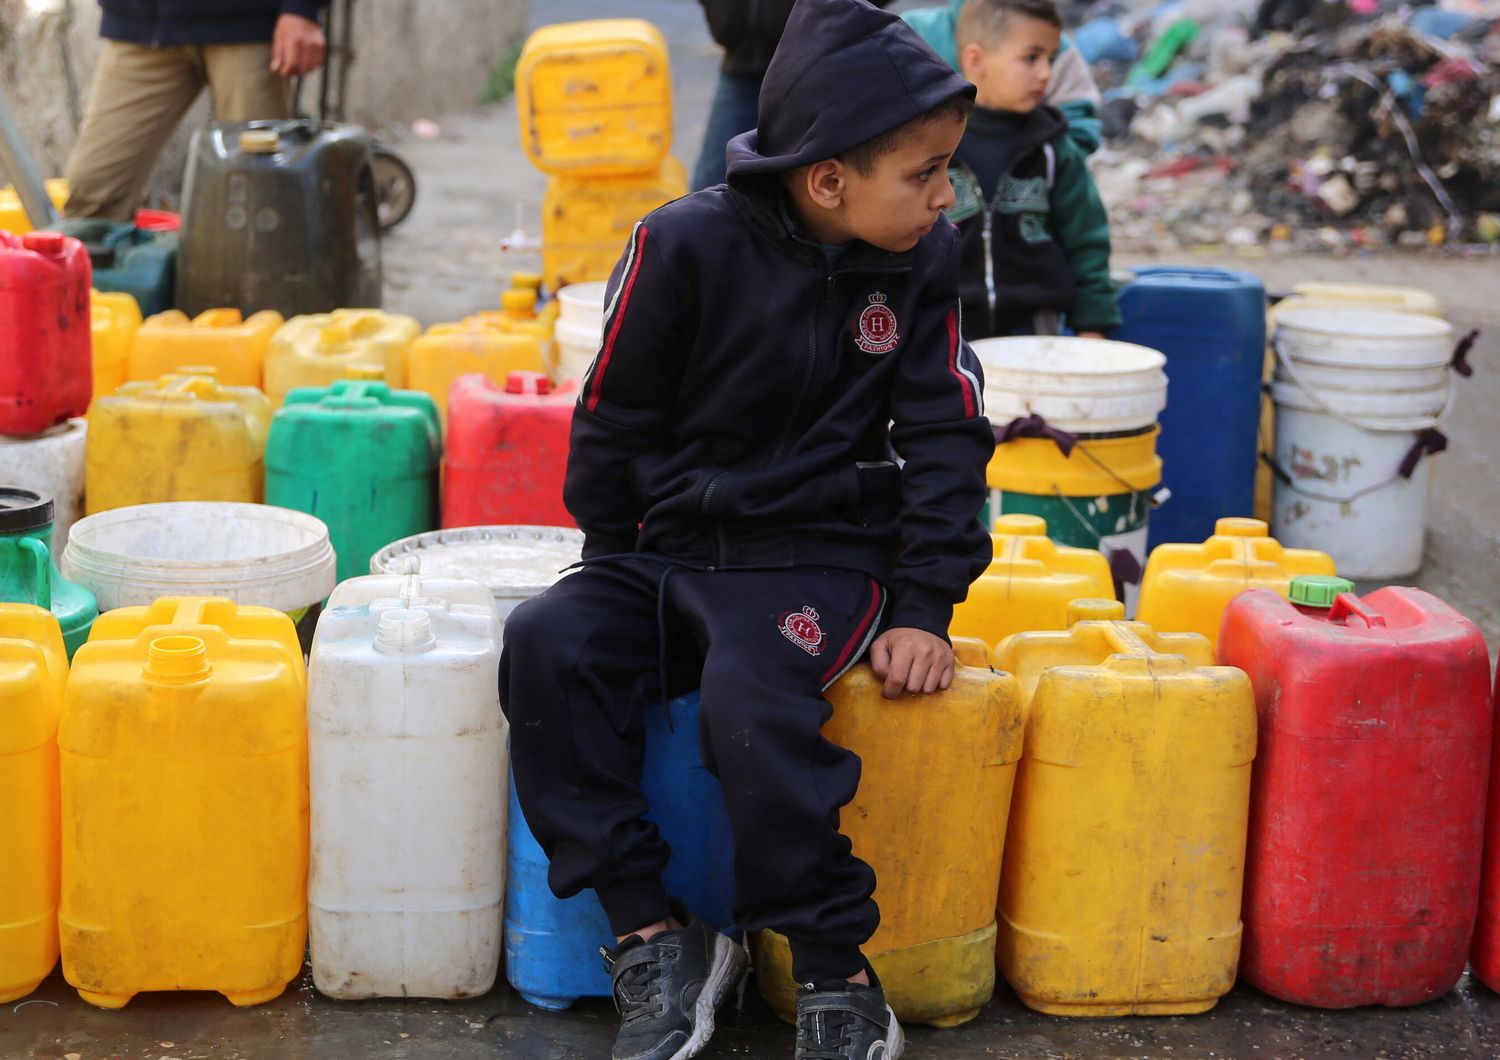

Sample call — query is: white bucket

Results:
[553,281,608,384]
[370,525,583,620]
[0,419,87,551]
[61,501,337,612]
[972,336,1168,433]
[1270,306,1456,580]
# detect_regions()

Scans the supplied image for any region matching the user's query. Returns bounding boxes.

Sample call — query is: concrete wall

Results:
[0,0,526,199]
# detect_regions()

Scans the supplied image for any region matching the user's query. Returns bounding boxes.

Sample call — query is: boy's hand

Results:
[1077,330,1107,340]
[869,627,955,699]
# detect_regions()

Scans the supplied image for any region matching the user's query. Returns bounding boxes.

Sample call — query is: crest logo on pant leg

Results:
[779,606,825,656]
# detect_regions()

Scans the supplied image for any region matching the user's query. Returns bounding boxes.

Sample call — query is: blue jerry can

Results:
[1112,266,1266,548]
[504,691,737,1009]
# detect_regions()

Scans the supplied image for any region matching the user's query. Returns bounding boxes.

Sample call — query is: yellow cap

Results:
[510,271,544,291]
[344,364,384,380]
[995,513,1048,537]
[1066,599,1126,625]
[502,289,538,314]
[1214,517,1268,538]
[239,129,280,154]
[319,323,352,350]
[146,635,211,682]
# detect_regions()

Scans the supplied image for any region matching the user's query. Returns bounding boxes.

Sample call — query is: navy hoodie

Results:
[562,0,992,639]
[99,1,325,47]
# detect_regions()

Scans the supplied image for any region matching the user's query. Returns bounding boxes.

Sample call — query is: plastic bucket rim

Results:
[971,335,1167,376]
[1273,304,1453,342]
[371,524,585,603]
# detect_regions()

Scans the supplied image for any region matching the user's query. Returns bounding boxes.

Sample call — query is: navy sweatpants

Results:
[499,555,886,983]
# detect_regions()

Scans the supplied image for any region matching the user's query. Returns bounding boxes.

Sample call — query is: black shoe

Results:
[600,903,749,1060]
[795,979,904,1060]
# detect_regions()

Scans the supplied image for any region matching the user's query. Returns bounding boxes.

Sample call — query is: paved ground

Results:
[6,2,1500,1057]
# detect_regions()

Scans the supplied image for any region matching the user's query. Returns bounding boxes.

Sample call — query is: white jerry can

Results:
[307,559,507,999]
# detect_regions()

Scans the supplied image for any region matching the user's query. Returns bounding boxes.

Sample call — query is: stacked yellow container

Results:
[90,291,143,408]
[515,19,687,290]
[993,601,1256,1016]
[85,372,272,513]
[128,308,284,388]
[951,514,1115,647]
[0,604,68,1003]
[59,597,308,1008]
[264,309,421,404]
[0,179,69,235]
[754,663,1023,1027]
[1136,517,1335,651]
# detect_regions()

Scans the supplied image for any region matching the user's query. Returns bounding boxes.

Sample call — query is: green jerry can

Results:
[0,488,97,659]
[48,219,177,317]
[177,121,381,318]
[264,381,440,583]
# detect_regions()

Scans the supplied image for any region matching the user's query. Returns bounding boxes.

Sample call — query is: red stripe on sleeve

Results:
[585,224,650,414]
[944,309,976,418]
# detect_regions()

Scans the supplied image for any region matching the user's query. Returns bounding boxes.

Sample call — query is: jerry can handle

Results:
[16,537,53,612]
[1328,593,1387,629]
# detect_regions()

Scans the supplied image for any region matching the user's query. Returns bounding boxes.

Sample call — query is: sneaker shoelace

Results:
[613,953,669,1025]
[797,1007,859,1060]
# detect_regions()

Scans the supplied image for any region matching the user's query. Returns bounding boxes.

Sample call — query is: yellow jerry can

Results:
[89,290,143,410]
[0,179,69,235]
[58,597,307,1009]
[128,308,284,388]
[952,514,1115,647]
[541,157,688,289]
[407,321,550,425]
[754,663,1023,1028]
[993,611,1256,1016]
[1135,517,1335,651]
[0,604,68,1003]
[515,19,672,177]
[85,372,272,514]
[950,635,992,668]
[264,309,421,404]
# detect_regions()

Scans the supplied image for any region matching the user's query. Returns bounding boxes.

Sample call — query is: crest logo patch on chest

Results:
[779,606,826,656]
[855,291,900,355]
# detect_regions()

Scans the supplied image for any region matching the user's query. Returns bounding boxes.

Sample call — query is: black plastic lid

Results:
[0,488,54,532]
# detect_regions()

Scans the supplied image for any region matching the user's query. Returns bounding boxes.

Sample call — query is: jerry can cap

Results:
[1215,517,1269,538]
[0,487,54,533]
[505,371,553,395]
[502,289,538,313]
[1067,598,1125,624]
[1289,575,1355,608]
[239,128,281,154]
[22,230,66,255]
[510,271,543,291]
[994,513,1047,536]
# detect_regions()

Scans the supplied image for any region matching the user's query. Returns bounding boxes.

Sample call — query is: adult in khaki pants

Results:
[64,1,328,220]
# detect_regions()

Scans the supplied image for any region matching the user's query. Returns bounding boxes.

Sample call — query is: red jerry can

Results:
[1471,667,1500,991]
[442,371,576,529]
[0,231,92,433]
[1218,576,1492,1008]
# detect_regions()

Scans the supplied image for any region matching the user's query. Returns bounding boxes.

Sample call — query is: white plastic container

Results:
[308,562,506,999]
[0,420,86,550]
[370,525,584,621]
[1270,306,1455,579]
[972,336,1168,433]
[553,281,607,384]
[61,501,336,611]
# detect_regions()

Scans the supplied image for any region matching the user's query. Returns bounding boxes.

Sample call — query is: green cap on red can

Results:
[1288,575,1355,609]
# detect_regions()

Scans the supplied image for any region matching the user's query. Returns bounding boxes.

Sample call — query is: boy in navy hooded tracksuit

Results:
[499,2,991,1057]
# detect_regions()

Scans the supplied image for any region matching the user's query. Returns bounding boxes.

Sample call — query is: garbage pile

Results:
[1078,0,1500,251]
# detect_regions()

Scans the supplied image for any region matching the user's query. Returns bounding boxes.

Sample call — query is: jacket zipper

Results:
[770,268,834,463]
[982,205,998,337]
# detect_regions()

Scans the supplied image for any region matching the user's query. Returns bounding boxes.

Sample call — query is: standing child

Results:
[948,0,1120,339]
[498,1,992,1058]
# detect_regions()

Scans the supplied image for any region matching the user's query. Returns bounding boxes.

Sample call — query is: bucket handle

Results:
[1328,594,1387,630]
[9,537,54,612]
[1451,329,1480,378]
[1272,336,1458,434]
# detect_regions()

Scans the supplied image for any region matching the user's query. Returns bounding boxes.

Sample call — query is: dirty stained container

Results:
[1113,265,1265,547]
[90,290,143,404]
[265,380,441,583]
[994,611,1255,1016]
[48,218,177,317]
[443,373,576,529]
[0,230,92,434]
[951,514,1115,647]
[177,120,382,317]
[505,690,737,1009]
[59,597,308,1009]
[515,19,673,177]
[0,490,98,659]
[0,604,67,1003]
[1135,517,1336,652]
[755,663,1023,1028]
[0,179,69,235]
[0,421,87,551]
[265,309,421,403]
[541,157,687,291]
[85,372,272,513]
[129,307,283,388]
[308,566,506,1000]
[1220,578,1491,1008]
[407,322,549,425]
[1472,666,1500,994]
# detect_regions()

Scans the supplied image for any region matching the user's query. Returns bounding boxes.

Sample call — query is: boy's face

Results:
[835,113,967,253]
[960,17,1061,112]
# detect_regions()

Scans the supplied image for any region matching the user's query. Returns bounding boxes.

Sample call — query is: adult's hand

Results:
[271,12,327,77]
[868,627,955,700]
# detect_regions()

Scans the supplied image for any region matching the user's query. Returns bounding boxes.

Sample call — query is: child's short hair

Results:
[956,0,1063,49]
[835,93,974,177]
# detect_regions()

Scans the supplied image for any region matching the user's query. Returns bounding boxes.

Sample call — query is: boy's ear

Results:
[959,42,987,82]
[804,159,846,210]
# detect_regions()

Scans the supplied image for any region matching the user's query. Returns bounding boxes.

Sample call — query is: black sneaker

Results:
[600,904,748,1060]
[795,979,904,1060]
